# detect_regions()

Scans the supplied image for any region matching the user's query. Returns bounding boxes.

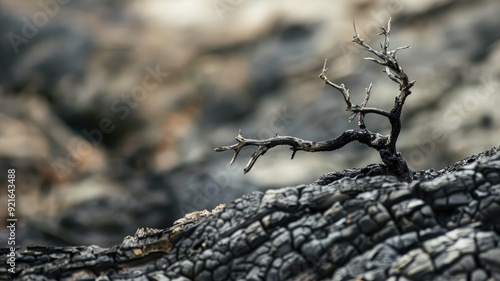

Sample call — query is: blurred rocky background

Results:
[0,0,499,247]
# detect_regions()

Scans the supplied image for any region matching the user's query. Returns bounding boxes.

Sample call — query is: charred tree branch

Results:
[215,18,414,180]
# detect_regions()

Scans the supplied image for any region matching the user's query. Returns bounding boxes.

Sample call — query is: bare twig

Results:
[319,60,392,120]
[348,18,415,149]
[215,129,388,174]
[357,83,373,130]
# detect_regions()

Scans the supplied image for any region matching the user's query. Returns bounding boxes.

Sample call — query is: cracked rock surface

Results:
[2,147,500,280]
[1,0,500,248]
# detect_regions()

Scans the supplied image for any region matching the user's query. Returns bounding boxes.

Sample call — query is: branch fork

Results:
[215,18,415,180]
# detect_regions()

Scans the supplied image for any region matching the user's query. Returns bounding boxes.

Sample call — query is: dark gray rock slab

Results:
[2,146,500,280]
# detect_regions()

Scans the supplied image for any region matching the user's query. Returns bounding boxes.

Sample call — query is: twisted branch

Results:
[215,129,388,174]
[215,18,415,180]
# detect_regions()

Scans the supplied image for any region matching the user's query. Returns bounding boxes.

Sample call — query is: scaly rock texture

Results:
[2,0,500,248]
[2,146,500,280]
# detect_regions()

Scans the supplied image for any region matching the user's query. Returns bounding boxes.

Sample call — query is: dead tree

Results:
[215,18,415,180]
